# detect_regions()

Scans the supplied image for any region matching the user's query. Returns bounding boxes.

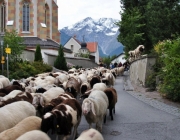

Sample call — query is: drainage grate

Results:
[110,131,121,136]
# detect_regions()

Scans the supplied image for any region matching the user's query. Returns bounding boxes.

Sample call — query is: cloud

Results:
[57,0,121,29]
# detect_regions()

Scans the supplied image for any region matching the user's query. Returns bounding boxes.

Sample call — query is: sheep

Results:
[80,81,91,95]
[89,75,101,88]
[16,130,50,140]
[65,77,81,98]
[81,83,107,99]
[43,93,74,115]
[32,87,65,108]
[101,72,115,87]
[0,91,33,108]
[0,89,22,101]
[0,85,25,97]
[76,128,104,140]
[0,76,10,88]
[104,87,118,120]
[0,101,36,133]
[41,98,82,140]
[0,116,41,140]
[134,45,145,59]
[82,90,109,132]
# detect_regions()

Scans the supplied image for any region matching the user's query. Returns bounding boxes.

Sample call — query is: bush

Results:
[154,38,180,101]
[34,44,43,61]
[8,61,52,80]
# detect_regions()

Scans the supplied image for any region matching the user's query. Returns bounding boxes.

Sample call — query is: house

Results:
[64,36,99,64]
[111,53,126,65]
[0,0,72,63]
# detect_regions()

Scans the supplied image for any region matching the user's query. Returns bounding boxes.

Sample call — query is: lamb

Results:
[104,87,118,120]
[16,130,50,140]
[0,116,41,140]
[82,90,109,132]
[0,101,36,133]
[32,87,64,108]
[76,128,104,140]
[41,98,82,140]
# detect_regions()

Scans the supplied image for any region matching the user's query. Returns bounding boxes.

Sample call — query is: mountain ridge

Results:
[60,17,124,57]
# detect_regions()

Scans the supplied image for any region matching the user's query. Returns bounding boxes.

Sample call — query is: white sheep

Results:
[82,90,109,132]
[0,116,41,140]
[32,87,64,108]
[0,90,22,101]
[102,72,115,87]
[134,45,145,59]
[76,128,104,140]
[0,76,10,88]
[16,130,50,140]
[0,101,36,133]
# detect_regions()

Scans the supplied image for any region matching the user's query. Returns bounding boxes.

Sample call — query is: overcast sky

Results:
[57,0,121,29]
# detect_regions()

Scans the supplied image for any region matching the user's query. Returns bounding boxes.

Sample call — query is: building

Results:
[64,36,99,64]
[0,0,72,63]
[111,53,126,64]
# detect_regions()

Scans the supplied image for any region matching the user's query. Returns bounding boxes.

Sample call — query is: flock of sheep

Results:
[0,62,128,140]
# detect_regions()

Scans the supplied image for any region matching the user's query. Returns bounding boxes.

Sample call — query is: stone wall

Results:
[129,55,156,87]
[21,50,98,68]
[45,52,98,68]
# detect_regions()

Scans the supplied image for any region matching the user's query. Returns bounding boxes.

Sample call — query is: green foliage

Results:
[3,29,25,63]
[117,7,145,53]
[54,45,68,71]
[8,61,52,80]
[154,38,180,101]
[79,51,90,58]
[34,44,42,61]
[117,0,180,55]
[102,55,117,68]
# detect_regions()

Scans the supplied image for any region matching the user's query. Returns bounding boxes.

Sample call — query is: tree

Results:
[54,45,68,71]
[3,29,25,63]
[34,44,42,61]
[117,0,180,55]
[116,7,145,54]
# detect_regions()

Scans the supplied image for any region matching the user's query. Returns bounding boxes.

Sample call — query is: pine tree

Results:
[54,45,68,71]
[34,44,42,61]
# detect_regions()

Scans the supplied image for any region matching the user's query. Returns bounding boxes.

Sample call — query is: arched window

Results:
[0,2,6,32]
[23,2,29,31]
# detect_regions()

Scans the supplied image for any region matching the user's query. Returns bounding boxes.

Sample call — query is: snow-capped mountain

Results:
[60,17,124,57]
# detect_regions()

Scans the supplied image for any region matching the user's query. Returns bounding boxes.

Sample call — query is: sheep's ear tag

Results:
[57,125,59,128]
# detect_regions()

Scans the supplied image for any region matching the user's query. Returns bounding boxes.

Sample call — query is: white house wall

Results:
[112,54,126,64]
[64,38,81,56]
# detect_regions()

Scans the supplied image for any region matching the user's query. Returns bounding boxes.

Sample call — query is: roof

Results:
[86,42,97,53]
[22,37,72,53]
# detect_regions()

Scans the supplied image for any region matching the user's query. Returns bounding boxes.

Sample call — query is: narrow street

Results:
[50,72,180,140]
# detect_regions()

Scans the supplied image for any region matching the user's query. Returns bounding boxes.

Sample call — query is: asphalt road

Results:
[49,74,180,140]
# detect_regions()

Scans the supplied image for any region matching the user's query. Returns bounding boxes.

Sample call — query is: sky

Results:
[57,0,121,29]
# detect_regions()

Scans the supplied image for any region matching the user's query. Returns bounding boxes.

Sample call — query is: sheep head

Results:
[82,100,96,116]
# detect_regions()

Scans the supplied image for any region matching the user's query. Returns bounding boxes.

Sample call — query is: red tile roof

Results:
[86,42,97,53]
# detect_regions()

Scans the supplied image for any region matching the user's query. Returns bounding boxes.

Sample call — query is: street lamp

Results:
[0,33,4,75]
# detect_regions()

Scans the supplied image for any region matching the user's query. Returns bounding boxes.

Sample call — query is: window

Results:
[0,2,6,32]
[71,45,73,51]
[23,2,29,31]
